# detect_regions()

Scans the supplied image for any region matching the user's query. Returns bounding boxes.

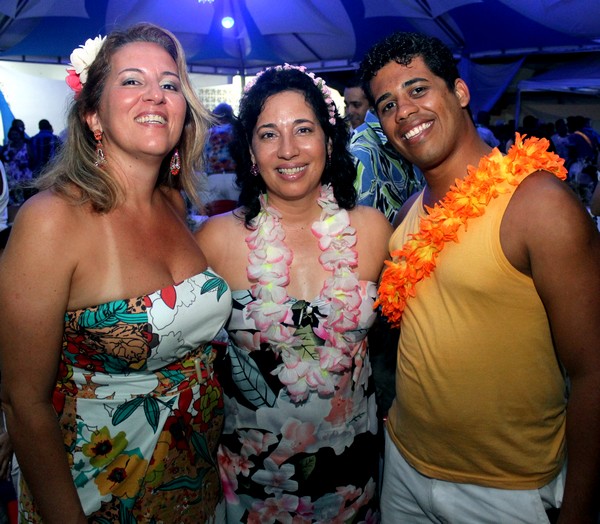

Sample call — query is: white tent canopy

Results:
[516,55,600,128]
[519,56,600,95]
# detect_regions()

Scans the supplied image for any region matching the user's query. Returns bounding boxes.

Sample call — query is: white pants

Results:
[381,431,564,524]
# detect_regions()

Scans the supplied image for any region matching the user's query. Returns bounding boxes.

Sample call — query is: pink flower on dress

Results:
[251,458,298,495]
[249,493,299,524]
[270,418,317,465]
[217,446,240,503]
[341,478,377,522]
[295,496,315,519]
[239,429,278,458]
[325,388,354,426]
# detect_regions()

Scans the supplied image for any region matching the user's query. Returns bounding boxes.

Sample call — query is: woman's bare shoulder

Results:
[13,189,85,237]
[195,209,250,280]
[0,190,84,300]
[350,205,393,236]
[196,209,246,240]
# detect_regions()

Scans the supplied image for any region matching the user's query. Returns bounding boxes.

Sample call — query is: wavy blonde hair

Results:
[37,23,211,213]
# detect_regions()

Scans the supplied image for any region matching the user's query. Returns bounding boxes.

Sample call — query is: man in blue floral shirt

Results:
[350,110,423,224]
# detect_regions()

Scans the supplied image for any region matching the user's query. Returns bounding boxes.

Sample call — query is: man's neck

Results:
[421,139,493,207]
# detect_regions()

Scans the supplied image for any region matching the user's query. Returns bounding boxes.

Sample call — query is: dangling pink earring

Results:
[170,148,181,176]
[250,163,260,177]
[94,129,106,166]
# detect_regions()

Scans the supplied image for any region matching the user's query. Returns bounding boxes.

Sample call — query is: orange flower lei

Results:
[375,134,567,328]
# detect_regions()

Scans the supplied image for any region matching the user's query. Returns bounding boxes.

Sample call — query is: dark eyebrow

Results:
[256,118,315,132]
[117,67,180,79]
[256,122,276,132]
[374,77,430,108]
[293,118,314,125]
[375,92,391,109]
[404,77,428,87]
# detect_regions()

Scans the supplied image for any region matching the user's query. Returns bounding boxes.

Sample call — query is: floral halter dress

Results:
[217,186,381,523]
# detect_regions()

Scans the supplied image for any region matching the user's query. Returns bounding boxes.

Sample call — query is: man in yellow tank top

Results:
[360,32,600,523]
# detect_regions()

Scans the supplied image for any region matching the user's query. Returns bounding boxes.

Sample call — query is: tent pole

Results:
[514,89,522,133]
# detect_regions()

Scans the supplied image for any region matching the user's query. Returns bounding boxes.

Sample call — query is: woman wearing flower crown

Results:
[195,65,392,522]
[0,24,232,523]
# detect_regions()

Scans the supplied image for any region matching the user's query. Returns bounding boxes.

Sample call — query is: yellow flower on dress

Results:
[95,453,148,499]
[375,134,567,328]
[82,426,127,469]
[198,385,221,423]
[145,431,171,487]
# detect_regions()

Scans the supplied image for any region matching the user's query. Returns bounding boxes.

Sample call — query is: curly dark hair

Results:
[232,67,357,227]
[360,32,459,108]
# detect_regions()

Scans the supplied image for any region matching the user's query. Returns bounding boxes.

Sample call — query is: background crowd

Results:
[476,113,600,208]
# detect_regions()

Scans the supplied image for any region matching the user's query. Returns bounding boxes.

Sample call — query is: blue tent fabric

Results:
[1,0,600,123]
[459,58,524,116]
[1,0,600,74]
[0,89,15,143]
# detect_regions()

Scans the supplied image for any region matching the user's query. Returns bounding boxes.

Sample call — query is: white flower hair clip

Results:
[65,35,106,97]
[245,63,338,125]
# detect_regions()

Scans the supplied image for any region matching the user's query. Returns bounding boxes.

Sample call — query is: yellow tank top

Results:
[386,187,566,489]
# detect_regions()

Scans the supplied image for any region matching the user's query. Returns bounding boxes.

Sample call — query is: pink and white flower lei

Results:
[65,35,106,97]
[245,184,361,403]
[244,63,338,125]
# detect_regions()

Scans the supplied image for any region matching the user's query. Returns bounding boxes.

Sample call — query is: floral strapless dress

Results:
[19,270,232,523]
[217,281,380,523]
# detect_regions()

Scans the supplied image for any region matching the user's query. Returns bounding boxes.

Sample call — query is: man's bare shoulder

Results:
[507,170,587,226]
[502,170,599,274]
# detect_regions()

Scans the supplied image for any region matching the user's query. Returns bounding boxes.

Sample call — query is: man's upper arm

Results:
[521,175,600,373]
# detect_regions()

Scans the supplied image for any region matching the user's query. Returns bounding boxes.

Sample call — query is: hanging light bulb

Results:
[220,0,235,29]
[221,16,235,29]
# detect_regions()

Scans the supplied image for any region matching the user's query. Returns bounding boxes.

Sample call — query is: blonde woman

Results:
[0,24,231,523]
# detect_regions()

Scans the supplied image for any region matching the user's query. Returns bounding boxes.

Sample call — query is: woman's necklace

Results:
[376,134,567,328]
[245,184,361,403]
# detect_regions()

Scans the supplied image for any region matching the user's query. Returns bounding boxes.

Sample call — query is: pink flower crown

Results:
[244,63,338,125]
[65,35,106,97]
